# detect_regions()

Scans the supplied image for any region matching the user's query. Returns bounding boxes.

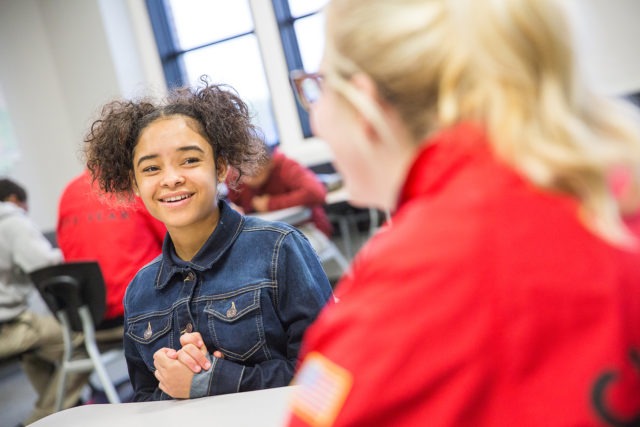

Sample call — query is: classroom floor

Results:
[0,226,372,427]
[0,359,37,427]
[0,355,132,427]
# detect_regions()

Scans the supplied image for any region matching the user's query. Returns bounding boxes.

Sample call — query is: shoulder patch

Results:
[290,352,353,427]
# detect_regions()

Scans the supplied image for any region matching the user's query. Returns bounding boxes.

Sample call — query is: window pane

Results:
[182,35,278,145]
[294,13,326,72]
[288,0,328,18]
[168,0,254,50]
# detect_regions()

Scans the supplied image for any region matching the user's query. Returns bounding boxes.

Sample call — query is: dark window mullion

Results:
[272,0,311,136]
[145,0,186,88]
[272,0,304,71]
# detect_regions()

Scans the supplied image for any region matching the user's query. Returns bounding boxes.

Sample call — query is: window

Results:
[286,0,328,70]
[145,0,328,149]
[272,0,327,137]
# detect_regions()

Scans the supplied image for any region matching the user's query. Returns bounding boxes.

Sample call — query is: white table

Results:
[249,206,312,226]
[30,386,297,427]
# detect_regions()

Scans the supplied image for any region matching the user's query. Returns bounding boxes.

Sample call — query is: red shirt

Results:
[227,150,332,236]
[287,124,640,426]
[57,171,165,320]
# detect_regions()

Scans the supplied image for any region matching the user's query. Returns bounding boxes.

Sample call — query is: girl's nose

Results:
[161,169,185,187]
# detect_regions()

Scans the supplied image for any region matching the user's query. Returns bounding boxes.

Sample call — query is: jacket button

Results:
[185,323,193,333]
[226,301,237,318]
[184,271,195,281]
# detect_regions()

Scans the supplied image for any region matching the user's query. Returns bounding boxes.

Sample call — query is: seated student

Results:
[57,169,165,337]
[226,147,332,235]
[0,178,88,424]
[226,147,334,256]
[83,80,333,401]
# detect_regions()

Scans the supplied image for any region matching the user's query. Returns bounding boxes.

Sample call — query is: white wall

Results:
[567,0,640,94]
[0,0,163,230]
[0,0,638,231]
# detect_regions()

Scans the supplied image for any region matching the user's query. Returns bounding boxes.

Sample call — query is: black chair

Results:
[29,261,122,411]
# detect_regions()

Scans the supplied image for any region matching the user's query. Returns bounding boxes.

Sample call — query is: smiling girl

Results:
[84,80,333,401]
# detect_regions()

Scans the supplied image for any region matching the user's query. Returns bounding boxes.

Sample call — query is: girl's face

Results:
[132,116,227,234]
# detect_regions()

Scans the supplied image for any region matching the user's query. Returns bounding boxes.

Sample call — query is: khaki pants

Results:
[0,311,90,425]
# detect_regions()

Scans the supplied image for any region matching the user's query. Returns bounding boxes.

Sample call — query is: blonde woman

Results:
[286,0,640,425]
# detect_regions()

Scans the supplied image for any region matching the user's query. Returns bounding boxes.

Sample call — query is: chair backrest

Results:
[29,261,106,331]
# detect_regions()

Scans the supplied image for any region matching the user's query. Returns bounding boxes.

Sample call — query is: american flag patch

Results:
[290,352,353,427]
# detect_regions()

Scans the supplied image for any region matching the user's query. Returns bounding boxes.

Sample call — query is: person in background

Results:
[83,79,333,402]
[226,147,335,257]
[286,0,640,425]
[226,147,332,237]
[57,169,165,335]
[0,178,88,424]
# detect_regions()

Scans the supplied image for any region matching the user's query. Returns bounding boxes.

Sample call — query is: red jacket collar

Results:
[398,123,488,208]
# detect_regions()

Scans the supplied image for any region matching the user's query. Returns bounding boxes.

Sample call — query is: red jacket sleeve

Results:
[266,154,327,211]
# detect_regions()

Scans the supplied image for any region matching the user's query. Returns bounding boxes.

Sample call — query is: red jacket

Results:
[287,124,640,426]
[227,150,332,236]
[57,171,165,321]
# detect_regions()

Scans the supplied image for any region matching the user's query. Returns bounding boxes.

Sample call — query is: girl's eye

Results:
[184,157,201,165]
[142,165,159,173]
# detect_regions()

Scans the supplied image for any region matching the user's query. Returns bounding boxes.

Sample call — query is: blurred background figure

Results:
[226,147,345,270]
[226,146,332,236]
[57,169,165,336]
[287,0,640,426]
[0,178,88,425]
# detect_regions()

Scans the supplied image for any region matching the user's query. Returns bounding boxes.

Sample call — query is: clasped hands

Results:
[153,332,224,399]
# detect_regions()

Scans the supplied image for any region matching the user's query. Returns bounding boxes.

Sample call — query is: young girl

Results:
[84,81,333,401]
[287,0,640,425]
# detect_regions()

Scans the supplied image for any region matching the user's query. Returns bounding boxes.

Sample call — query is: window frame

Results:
[271,0,313,137]
[145,0,332,165]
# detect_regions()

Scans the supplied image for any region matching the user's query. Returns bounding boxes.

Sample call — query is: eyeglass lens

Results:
[301,77,321,106]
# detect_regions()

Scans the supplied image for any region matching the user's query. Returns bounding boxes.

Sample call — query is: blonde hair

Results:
[324,0,640,246]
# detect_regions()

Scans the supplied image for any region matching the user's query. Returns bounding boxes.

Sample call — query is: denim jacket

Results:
[123,201,333,401]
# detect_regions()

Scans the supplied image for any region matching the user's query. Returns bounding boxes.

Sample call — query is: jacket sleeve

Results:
[190,229,333,397]
[7,214,62,273]
[267,157,327,211]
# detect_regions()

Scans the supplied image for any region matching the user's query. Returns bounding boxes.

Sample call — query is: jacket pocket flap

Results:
[204,289,260,322]
[127,313,173,344]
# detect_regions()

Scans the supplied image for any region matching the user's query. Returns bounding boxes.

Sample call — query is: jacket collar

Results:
[398,123,488,209]
[154,200,244,289]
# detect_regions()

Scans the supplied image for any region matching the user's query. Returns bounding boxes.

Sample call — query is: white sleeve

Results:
[6,215,63,273]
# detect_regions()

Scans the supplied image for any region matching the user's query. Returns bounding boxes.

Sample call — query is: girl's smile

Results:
[132,115,227,259]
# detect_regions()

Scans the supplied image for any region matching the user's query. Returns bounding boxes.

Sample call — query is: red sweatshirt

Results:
[287,124,640,426]
[57,171,165,321]
[227,150,332,236]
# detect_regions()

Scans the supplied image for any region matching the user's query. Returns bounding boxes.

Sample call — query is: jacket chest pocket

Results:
[127,312,174,371]
[204,288,265,362]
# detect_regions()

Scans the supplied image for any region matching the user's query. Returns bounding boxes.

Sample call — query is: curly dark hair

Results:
[84,78,268,198]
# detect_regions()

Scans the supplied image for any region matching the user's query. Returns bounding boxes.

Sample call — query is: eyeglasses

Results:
[290,70,324,112]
